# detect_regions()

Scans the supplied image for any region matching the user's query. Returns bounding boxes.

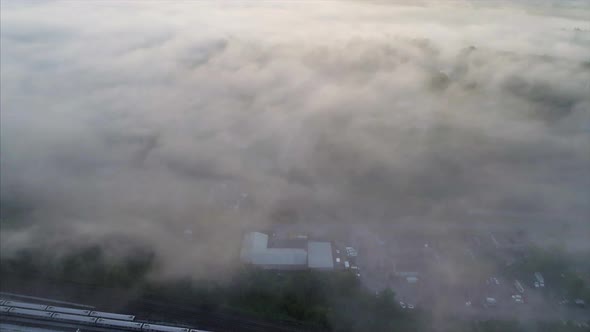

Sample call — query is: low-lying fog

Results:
[1,1,589,279]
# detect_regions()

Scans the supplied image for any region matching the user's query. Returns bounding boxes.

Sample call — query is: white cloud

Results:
[1,1,589,277]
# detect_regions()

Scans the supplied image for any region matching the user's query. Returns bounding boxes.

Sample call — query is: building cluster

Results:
[240,232,335,270]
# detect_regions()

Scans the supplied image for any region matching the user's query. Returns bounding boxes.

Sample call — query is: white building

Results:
[240,232,334,270]
[307,241,335,270]
[240,232,307,269]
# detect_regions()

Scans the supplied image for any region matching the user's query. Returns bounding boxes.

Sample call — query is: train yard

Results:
[0,299,210,332]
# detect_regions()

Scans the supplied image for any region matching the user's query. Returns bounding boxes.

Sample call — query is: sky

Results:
[1,1,589,279]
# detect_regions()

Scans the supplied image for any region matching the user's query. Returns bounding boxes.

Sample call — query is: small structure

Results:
[393,260,421,278]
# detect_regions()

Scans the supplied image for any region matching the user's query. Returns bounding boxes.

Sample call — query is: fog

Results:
[1,1,589,281]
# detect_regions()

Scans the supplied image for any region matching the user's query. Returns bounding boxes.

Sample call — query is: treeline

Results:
[0,245,420,331]
[446,319,589,332]
[0,245,155,288]
[1,245,586,332]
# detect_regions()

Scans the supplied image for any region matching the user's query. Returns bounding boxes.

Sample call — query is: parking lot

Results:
[272,219,589,322]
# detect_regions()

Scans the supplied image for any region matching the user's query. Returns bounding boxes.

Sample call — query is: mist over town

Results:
[1,1,589,331]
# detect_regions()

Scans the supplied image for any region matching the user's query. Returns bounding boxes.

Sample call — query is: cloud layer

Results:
[1,1,589,277]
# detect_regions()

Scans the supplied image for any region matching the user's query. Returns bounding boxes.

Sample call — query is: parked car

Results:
[512,294,524,304]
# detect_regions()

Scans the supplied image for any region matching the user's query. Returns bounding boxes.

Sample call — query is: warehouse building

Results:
[240,232,334,270]
[307,241,334,270]
[240,232,307,269]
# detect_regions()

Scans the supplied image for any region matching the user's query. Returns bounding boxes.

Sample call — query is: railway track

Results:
[0,276,326,332]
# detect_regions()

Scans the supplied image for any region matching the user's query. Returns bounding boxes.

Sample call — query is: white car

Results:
[399,301,406,309]
[487,277,499,285]
[512,295,524,303]
[465,301,472,307]
[407,304,415,309]
[484,297,497,307]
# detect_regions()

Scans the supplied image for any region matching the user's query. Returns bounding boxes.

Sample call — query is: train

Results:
[0,300,209,332]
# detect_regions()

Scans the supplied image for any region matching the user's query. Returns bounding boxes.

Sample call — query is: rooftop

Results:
[241,232,308,268]
[241,232,336,270]
[307,241,334,270]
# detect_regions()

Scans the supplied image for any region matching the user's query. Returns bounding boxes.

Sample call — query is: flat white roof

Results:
[241,232,307,266]
[249,248,307,266]
[240,232,269,262]
[307,241,334,269]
